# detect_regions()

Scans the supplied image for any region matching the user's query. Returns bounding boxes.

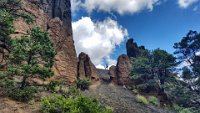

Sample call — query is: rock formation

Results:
[109,66,117,83]
[13,0,77,83]
[126,38,145,58]
[77,52,99,82]
[109,54,132,85]
[116,54,132,85]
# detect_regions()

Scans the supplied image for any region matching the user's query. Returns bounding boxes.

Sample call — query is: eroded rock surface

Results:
[109,66,117,83]
[109,54,132,85]
[77,52,99,82]
[13,0,77,83]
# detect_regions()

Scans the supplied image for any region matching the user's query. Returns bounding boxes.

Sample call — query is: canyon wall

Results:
[13,0,77,83]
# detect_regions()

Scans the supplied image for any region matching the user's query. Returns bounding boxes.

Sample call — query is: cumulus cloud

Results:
[71,0,160,15]
[72,17,128,67]
[178,0,199,8]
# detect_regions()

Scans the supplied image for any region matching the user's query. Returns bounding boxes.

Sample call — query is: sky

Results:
[71,0,200,69]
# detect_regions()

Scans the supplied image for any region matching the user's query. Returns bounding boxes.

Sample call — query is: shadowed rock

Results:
[77,52,99,82]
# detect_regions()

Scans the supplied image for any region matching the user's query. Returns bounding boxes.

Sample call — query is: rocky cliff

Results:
[13,0,77,83]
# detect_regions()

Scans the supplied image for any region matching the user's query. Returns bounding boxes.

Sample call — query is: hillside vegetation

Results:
[0,0,200,113]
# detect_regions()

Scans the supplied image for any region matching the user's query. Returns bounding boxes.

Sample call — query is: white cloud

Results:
[72,0,160,15]
[72,17,128,67]
[178,0,199,8]
[71,0,81,13]
[96,57,117,69]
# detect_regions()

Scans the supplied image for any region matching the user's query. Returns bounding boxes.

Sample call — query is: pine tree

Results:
[8,27,56,89]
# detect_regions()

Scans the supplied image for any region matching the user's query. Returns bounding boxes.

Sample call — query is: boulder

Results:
[77,52,99,82]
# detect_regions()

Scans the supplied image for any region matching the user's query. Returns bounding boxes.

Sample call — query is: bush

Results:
[179,108,193,113]
[20,12,35,24]
[136,95,149,105]
[8,86,38,102]
[148,96,160,106]
[41,94,112,113]
[132,89,138,94]
[77,78,91,90]
[47,81,61,92]
[172,104,195,113]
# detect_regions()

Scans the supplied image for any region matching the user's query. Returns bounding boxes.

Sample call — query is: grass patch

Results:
[148,96,160,106]
[136,95,149,105]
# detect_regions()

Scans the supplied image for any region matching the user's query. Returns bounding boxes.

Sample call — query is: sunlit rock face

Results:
[109,54,132,85]
[13,0,77,83]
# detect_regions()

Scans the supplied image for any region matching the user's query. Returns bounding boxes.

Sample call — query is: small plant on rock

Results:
[148,96,160,106]
[136,95,149,105]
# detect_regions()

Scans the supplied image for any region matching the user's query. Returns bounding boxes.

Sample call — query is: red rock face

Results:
[77,52,99,82]
[12,0,77,83]
[109,54,132,85]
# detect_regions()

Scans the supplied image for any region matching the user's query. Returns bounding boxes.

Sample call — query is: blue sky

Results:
[71,0,200,68]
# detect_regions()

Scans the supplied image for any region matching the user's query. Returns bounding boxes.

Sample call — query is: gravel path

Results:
[84,81,172,113]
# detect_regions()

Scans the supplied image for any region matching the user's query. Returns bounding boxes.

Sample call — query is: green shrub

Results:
[148,96,160,106]
[0,72,15,88]
[41,94,112,113]
[179,108,193,113]
[132,89,138,94]
[20,12,35,24]
[172,104,194,113]
[77,78,91,90]
[47,81,61,92]
[65,86,81,98]
[8,86,38,102]
[136,95,149,105]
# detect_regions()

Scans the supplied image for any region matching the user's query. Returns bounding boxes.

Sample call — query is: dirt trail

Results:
[84,81,171,113]
[0,97,40,113]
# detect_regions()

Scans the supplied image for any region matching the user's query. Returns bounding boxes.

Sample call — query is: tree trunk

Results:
[21,76,27,89]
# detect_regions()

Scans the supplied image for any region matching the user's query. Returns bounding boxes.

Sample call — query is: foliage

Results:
[8,27,56,88]
[48,81,61,92]
[0,9,14,67]
[148,96,160,106]
[20,12,35,24]
[174,30,200,76]
[172,104,195,113]
[41,94,112,113]
[0,0,22,68]
[0,72,15,88]
[77,78,91,90]
[136,95,149,105]
[0,0,36,69]
[8,86,38,102]
[131,48,176,92]
[182,67,193,80]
